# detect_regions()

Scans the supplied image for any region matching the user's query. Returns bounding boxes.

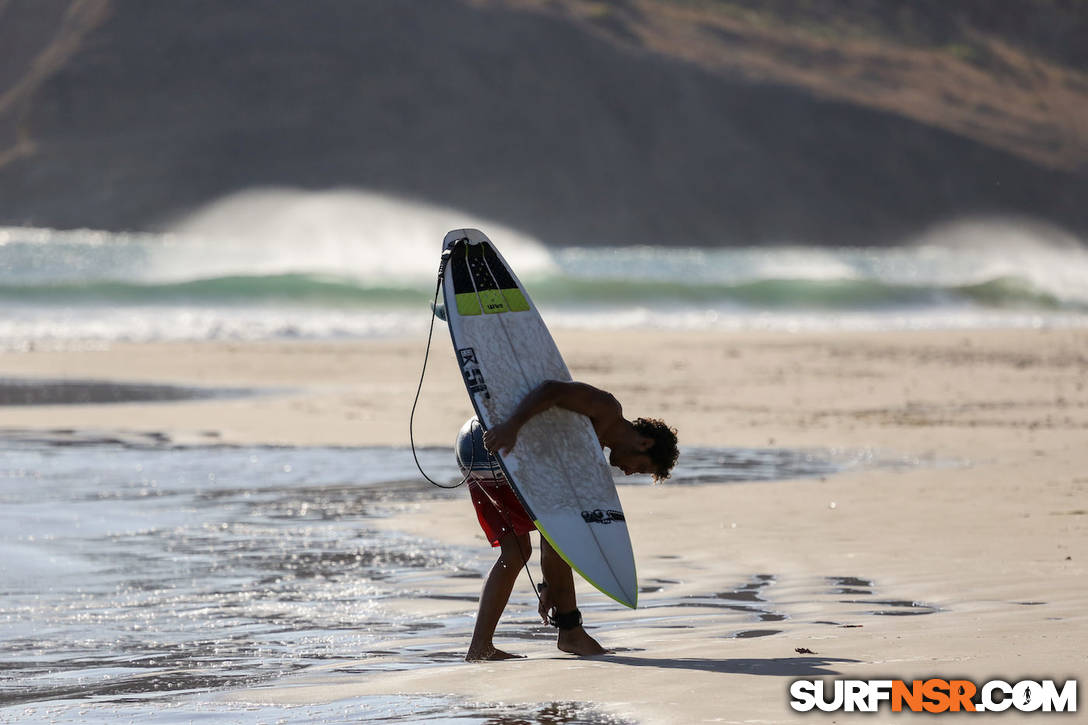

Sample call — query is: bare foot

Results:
[465,645,524,662]
[557,626,607,656]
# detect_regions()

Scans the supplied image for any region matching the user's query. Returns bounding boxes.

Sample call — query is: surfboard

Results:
[441,228,638,609]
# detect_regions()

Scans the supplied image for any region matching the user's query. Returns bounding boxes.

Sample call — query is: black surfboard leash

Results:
[409,248,471,489]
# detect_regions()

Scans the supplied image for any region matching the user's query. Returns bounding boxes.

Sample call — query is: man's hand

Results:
[483,421,518,455]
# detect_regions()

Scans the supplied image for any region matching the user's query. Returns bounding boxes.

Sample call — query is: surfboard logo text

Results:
[457,347,490,400]
[581,509,625,524]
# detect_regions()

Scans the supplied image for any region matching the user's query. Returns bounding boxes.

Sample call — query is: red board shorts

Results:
[469,479,537,547]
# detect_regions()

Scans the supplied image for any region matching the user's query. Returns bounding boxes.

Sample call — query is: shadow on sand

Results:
[601,654,858,677]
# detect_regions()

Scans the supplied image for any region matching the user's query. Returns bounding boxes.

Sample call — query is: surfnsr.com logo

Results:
[789,678,1077,713]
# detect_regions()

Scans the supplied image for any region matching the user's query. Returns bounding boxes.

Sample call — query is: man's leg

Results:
[539,537,606,656]
[466,532,532,661]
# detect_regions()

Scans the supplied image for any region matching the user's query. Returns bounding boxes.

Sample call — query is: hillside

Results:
[0,0,1085,246]
[531,0,1088,170]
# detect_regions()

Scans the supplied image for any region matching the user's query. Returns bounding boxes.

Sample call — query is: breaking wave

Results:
[1,196,1086,344]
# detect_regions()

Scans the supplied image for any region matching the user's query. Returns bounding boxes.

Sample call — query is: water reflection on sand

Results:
[0,433,929,721]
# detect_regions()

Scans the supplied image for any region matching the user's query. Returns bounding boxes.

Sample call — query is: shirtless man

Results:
[464,379,678,661]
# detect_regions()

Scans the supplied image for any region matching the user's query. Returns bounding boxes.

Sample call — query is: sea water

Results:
[2,190,1087,350]
[0,432,910,721]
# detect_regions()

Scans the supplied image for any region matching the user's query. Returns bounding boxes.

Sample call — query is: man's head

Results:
[610,417,678,482]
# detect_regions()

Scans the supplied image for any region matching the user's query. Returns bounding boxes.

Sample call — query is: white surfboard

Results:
[441,228,638,609]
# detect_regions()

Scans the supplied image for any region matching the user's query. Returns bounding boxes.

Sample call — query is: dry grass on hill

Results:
[491,0,1088,170]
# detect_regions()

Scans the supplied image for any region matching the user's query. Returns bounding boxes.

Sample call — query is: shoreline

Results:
[2,328,1086,723]
[0,327,1084,452]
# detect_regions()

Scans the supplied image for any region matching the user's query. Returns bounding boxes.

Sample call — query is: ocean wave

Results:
[537,275,1075,310]
[0,271,1078,312]
[0,274,425,306]
[2,219,1087,349]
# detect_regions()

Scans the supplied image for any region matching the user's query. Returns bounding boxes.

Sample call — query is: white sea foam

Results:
[0,305,433,351]
[550,219,1088,305]
[162,188,557,282]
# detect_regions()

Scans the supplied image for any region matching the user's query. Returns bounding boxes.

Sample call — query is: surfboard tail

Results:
[443,228,491,250]
[535,518,639,610]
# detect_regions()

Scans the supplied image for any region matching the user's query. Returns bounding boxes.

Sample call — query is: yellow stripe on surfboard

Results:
[455,292,482,316]
[499,287,530,312]
[477,289,509,314]
[534,519,638,610]
[456,288,526,316]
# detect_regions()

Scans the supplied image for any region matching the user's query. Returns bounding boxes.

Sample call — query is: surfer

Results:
[463,380,678,661]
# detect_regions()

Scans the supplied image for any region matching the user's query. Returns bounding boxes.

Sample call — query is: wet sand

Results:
[0,377,252,406]
[1,329,1086,723]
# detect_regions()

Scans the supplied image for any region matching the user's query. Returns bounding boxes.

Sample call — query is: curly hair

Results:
[632,417,678,482]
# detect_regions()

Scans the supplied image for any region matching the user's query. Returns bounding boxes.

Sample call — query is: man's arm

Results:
[483,380,620,454]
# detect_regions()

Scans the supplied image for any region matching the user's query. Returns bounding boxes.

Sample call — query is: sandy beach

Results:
[6,3,1088,721]
[2,328,1085,722]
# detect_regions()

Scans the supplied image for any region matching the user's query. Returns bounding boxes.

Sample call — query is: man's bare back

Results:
[483,380,675,477]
